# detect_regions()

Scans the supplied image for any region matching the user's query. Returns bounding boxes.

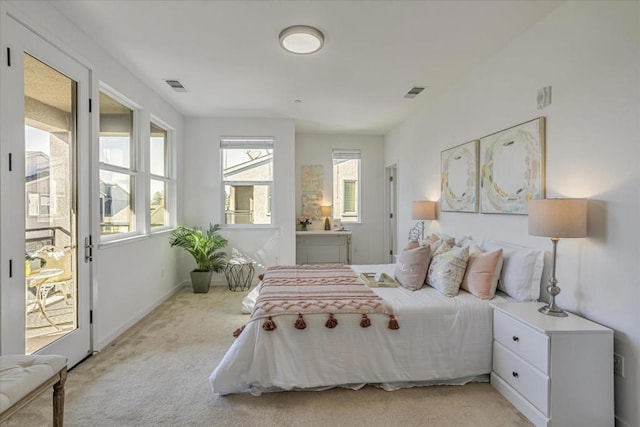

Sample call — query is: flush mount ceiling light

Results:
[279,25,324,55]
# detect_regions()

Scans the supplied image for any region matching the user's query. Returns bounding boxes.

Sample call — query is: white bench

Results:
[0,355,67,426]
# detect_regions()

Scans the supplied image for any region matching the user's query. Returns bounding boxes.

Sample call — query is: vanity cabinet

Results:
[296,231,352,265]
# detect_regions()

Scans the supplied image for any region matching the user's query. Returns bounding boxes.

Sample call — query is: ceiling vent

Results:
[404,86,425,99]
[164,79,188,92]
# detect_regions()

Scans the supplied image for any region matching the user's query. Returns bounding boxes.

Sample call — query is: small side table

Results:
[224,258,255,292]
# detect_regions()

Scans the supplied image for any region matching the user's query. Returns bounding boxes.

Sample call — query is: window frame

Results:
[148,116,176,233]
[220,137,275,228]
[98,85,141,243]
[332,149,361,223]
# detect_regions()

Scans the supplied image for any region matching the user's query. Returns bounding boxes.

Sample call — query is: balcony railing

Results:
[26,226,71,253]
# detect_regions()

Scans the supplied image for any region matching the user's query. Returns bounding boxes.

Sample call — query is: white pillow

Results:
[481,240,544,301]
[426,246,470,297]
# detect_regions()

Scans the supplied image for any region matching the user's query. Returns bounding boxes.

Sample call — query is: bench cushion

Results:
[0,355,67,413]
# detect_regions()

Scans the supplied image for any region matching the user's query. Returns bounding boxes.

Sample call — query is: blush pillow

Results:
[461,246,503,299]
[481,240,544,301]
[426,246,470,297]
[394,245,431,291]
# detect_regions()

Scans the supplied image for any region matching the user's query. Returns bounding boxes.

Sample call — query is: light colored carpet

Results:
[4,287,532,427]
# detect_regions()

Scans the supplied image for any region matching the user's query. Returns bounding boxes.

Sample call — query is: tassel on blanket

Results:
[262,316,277,331]
[232,324,245,338]
[258,274,264,281]
[360,314,371,328]
[388,315,400,330]
[325,313,338,329]
[294,313,307,330]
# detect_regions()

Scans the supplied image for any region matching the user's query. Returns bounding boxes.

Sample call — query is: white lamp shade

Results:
[321,205,332,217]
[412,201,437,221]
[528,198,587,238]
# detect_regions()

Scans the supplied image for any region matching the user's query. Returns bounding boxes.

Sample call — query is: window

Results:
[221,137,274,226]
[99,91,136,237]
[332,149,361,223]
[149,121,173,229]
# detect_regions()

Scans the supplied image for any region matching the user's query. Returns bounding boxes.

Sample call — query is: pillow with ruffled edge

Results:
[481,240,544,301]
[426,246,470,297]
[394,245,431,291]
[461,245,503,300]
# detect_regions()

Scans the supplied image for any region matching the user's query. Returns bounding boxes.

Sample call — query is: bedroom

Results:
[0,1,638,426]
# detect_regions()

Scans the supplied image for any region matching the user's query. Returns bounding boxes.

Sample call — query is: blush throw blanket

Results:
[233,265,399,336]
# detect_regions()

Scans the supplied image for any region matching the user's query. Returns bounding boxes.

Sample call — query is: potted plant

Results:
[298,215,311,231]
[169,223,228,293]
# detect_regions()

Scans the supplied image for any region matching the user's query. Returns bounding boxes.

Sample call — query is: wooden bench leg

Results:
[52,367,67,427]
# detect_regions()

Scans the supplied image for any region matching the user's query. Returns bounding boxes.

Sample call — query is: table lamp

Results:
[321,205,332,230]
[411,201,436,241]
[528,198,587,317]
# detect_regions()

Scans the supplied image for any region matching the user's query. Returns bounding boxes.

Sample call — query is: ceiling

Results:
[51,1,563,135]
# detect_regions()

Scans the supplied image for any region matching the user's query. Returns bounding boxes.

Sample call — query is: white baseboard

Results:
[94,281,188,351]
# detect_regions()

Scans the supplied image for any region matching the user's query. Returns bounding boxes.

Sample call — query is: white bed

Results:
[210,264,513,395]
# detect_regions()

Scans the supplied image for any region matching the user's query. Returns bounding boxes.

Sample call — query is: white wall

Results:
[296,134,386,264]
[385,2,639,425]
[182,118,296,281]
[0,0,185,352]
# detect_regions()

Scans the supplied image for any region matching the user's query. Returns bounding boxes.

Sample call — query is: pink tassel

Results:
[360,314,371,328]
[388,315,400,330]
[325,313,338,329]
[262,316,277,331]
[294,313,307,330]
[232,324,245,338]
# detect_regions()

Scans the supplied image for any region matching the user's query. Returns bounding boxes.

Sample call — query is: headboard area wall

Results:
[384,2,639,426]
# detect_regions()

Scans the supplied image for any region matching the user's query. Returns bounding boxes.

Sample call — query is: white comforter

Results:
[210,264,510,395]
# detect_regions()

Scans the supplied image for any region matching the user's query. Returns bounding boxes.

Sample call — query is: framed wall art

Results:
[440,140,478,213]
[479,117,545,214]
[302,191,322,220]
[301,165,323,192]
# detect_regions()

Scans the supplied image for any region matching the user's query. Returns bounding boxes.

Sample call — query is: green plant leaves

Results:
[169,223,228,272]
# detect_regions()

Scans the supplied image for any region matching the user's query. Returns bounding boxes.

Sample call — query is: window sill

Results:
[222,225,279,230]
[98,233,149,249]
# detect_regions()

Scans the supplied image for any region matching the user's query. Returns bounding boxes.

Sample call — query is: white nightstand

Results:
[490,302,614,427]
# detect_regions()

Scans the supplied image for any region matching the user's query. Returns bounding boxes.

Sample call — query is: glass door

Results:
[24,54,79,354]
[1,17,91,367]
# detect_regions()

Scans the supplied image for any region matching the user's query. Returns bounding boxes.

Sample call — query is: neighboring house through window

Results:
[221,137,274,226]
[98,90,136,238]
[332,149,361,223]
[149,120,174,230]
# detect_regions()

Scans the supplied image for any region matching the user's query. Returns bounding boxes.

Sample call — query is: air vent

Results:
[404,86,425,99]
[164,79,188,92]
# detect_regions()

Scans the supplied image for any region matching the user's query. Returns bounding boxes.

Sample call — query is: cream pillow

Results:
[394,245,431,291]
[461,246,503,299]
[405,240,420,250]
[426,246,470,297]
[481,240,544,301]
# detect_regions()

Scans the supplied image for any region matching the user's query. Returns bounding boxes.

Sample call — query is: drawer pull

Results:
[512,336,519,342]
[512,371,519,378]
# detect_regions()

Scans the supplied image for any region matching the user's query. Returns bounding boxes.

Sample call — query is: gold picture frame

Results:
[479,117,545,214]
[441,140,478,213]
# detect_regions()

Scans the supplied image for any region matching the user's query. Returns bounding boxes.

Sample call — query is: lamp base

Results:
[324,217,331,230]
[538,304,568,317]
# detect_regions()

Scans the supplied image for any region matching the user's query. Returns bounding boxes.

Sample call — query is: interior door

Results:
[384,164,398,263]
[1,16,92,367]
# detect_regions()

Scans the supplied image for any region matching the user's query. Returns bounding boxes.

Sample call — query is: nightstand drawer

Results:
[493,341,549,416]
[494,309,549,373]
